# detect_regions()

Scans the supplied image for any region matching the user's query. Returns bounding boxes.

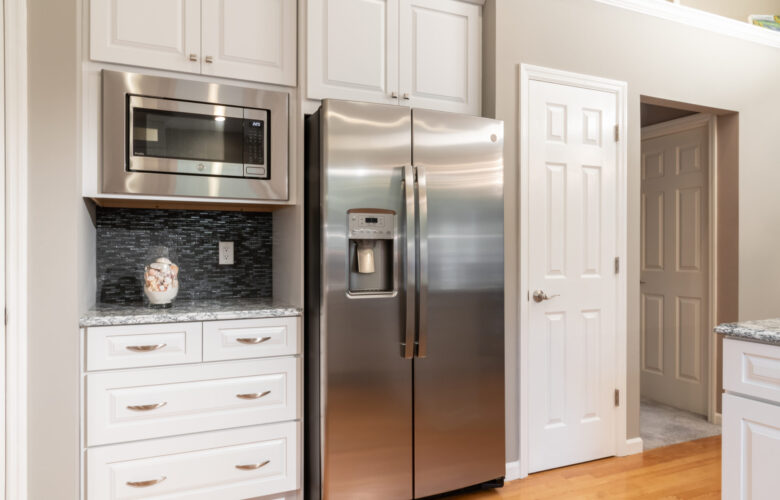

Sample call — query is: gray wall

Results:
[28,0,86,497]
[486,0,779,462]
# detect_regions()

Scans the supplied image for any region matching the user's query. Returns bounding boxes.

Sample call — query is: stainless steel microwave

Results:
[102,70,289,201]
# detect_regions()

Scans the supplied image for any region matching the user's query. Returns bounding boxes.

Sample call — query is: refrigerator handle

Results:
[415,165,429,358]
[402,164,416,359]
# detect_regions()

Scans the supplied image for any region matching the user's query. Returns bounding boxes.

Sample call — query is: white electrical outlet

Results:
[219,241,234,265]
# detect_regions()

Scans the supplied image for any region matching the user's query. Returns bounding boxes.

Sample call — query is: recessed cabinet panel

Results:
[308,0,399,104]
[91,0,297,85]
[400,0,481,114]
[723,394,780,500]
[91,0,201,72]
[201,0,297,85]
[86,357,298,446]
[87,422,298,500]
[307,0,482,114]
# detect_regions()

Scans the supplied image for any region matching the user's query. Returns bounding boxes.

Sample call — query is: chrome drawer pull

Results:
[236,336,271,345]
[126,343,167,352]
[127,402,167,411]
[236,337,271,344]
[236,391,271,400]
[236,460,270,471]
[126,476,166,488]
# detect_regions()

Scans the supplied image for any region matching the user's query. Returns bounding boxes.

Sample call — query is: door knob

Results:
[532,290,559,303]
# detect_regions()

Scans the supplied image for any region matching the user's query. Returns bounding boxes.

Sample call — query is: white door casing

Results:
[307,0,400,104]
[201,0,297,86]
[0,0,5,493]
[398,0,481,115]
[520,65,628,476]
[640,121,710,416]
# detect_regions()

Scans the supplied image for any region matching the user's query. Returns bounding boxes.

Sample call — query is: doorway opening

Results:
[638,98,739,450]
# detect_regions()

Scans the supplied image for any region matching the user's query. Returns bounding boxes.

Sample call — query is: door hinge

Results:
[614,389,620,407]
[614,125,620,142]
[614,257,619,274]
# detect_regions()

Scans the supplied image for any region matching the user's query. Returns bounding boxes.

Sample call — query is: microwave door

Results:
[128,95,246,178]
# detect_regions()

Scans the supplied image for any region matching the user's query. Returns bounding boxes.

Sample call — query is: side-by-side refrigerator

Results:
[305,100,505,499]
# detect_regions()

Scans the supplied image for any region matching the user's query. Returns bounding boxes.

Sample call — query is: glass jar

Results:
[143,247,179,307]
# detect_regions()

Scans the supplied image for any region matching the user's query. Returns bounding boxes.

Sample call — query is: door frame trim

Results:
[4,0,29,497]
[518,64,629,478]
[640,112,719,424]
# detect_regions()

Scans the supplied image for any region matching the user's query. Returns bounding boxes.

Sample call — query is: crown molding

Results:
[594,0,780,49]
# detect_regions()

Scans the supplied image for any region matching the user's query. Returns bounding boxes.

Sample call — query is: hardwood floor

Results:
[448,436,721,499]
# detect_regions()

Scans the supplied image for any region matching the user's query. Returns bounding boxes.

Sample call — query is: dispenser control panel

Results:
[348,211,395,240]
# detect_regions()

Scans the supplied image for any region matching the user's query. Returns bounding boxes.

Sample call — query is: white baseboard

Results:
[505,460,522,482]
[712,412,722,425]
[623,437,644,455]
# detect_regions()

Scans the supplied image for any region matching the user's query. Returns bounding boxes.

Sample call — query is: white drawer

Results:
[86,421,298,500]
[724,338,780,404]
[203,317,300,362]
[86,357,298,446]
[86,322,202,371]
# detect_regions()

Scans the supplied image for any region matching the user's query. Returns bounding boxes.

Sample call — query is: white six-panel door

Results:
[527,80,619,473]
[640,124,709,415]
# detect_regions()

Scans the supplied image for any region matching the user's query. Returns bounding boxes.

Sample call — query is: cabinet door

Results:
[307,0,400,104]
[723,393,780,499]
[91,0,201,73]
[399,0,481,115]
[201,0,297,86]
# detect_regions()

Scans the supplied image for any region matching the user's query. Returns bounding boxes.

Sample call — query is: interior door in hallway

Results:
[640,124,709,416]
[527,80,619,473]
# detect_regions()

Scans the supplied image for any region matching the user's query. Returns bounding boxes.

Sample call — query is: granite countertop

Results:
[715,319,780,346]
[80,298,302,327]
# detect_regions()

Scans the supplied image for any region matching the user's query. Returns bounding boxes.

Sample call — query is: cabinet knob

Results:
[402,93,410,100]
[391,91,398,98]
[205,56,214,63]
[188,53,198,62]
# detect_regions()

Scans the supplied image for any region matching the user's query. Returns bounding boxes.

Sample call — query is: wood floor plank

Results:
[448,436,721,499]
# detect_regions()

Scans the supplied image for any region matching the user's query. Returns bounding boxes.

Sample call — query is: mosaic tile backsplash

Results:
[96,207,272,304]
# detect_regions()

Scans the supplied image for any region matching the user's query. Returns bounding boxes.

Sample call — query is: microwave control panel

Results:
[348,211,395,240]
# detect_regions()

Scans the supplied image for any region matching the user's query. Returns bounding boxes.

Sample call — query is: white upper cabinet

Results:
[201,0,296,86]
[399,0,480,114]
[307,0,400,105]
[307,0,481,115]
[91,0,202,73]
[90,0,297,86]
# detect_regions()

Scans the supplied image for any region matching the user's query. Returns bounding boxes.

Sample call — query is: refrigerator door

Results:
[318,100,413,499]
[412,109,505,498]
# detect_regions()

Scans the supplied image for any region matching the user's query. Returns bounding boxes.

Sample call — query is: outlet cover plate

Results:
[219,241,234,265]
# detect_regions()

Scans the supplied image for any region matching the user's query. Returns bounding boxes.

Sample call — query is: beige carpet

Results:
[640,397,721,450]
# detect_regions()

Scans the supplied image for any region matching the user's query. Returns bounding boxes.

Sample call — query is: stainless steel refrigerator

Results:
[305,100,504,499]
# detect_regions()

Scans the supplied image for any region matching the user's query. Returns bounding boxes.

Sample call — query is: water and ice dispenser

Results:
[347,209,395,294]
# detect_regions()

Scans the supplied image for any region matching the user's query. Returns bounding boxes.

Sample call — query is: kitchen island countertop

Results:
[80,298,301,327]
[715,318,780,346]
